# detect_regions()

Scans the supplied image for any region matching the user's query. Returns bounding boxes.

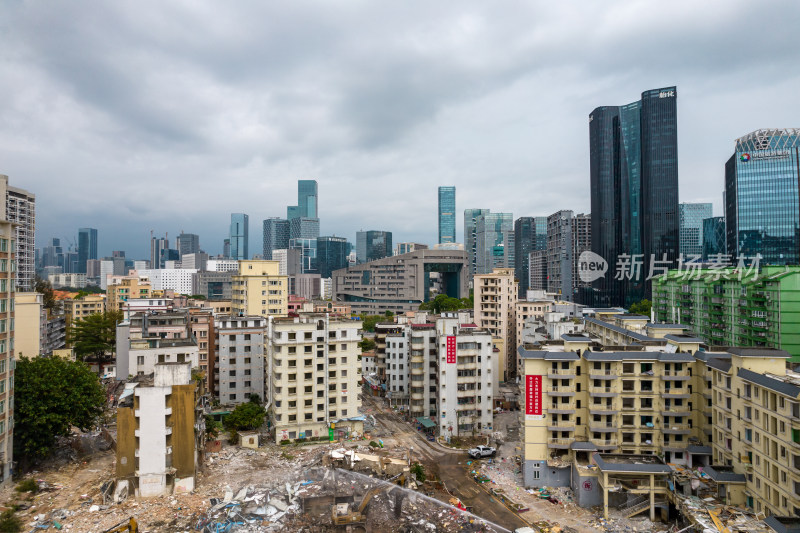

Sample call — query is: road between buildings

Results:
[361,394,530,532]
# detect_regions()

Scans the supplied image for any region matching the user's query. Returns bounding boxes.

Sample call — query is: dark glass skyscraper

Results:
[356,230,392,264]
[589,86,678,307]
[263,218,290,260]
[679,203,713,257]
[702,216,726,260]
[317,236,348,278]
[176,232,200,258]
[438,186,456,244]
[464,208,490,275]
[514,216,547,297]
[229,213,249,260]
[77,227,98,274]
[725,129,800,265]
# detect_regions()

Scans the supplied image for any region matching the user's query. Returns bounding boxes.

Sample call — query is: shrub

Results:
[410,463,426,482]
[369,441,380,448]
[14,479,37,493]
[0,509,22,532]
[280,439,290,445]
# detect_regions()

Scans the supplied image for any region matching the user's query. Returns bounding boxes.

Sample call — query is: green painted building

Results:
[652,266,800,361]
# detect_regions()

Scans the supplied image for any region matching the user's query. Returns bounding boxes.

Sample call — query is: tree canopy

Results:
[70,311,123,372]
[629,299,652,317]
[34,276,59,312]
[14,357,106,468]
[418,294,473,314]
[223,402,266,432]
[357,314,386,333]
[359,337,376,352]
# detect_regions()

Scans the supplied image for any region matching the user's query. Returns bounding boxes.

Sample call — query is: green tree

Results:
[419,294,470,314]
[34,276,59,312]
[359,337,376,352]
[629,299,652,317]
[14,357,106,469]
[223,402,266,432]
[70,311,123,373]
[357,314,387,333]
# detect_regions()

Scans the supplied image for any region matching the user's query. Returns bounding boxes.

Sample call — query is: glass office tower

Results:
[679,203,713,257]
[589,86,679,307]
[725,129,800,265]
[77,227,98,274]
[438,186,456,244]
[514,216,547,297]
[702,216,726,260]
[317,236,349,278]
[263,218,290,260]
[464,208,490,275]
[229,213,249,260]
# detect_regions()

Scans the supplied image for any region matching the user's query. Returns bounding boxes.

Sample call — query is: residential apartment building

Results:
[267,314,362,442]
[708,348,800,517]
[138,268,197,295]
[0,217,15,486]
[652,266,800,360]
[62,293,106,328]
[231,260,288,317]
[332,249,468,315]
[15,292,66,357]
[1,175,34,291]
[214,315,265,406]
[116,362,206,498]
[384,315,496,438]
[117,310,199,378]
[189,309,216,395]
[48,273,87,289]
[107,275,152,313]
[473,268,518,382]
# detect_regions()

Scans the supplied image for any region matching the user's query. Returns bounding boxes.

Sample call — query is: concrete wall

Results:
[116,323,130,381]
[116,406,136,481]
[571,463,602,508]
[523,459,570,488]
[136,385,169,497]
[171,383,196,492]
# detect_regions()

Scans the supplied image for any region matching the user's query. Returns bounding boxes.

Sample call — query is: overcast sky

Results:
[2,1,799,259]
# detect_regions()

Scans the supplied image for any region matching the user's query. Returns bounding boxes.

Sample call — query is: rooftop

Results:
[593,453,671,474]
[704,465,746,483]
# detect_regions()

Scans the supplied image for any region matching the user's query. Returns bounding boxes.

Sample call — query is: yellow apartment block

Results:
[520,337,800,520]
[107,277,152,313]
[473,268,517,382]
[231,260,288,317]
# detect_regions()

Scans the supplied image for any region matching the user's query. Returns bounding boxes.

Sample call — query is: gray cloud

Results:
[1,0,799,258]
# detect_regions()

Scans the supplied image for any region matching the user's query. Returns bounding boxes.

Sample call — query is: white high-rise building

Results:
[0,175,35,291]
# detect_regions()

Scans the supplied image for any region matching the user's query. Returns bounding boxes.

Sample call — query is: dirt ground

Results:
[4,438,510,533]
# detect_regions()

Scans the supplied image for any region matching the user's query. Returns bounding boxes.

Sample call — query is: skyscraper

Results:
[475,212,513,275]
[356,231,392,264]
[589,86,679,307]
[702,216,726,260]
[263,218,290,260]
[150,234,168,269]
[438,186,456,244]
[317,236,348,278]
[298,180,318,219]
[229,213,249,261]
[176,232,200,258]
[514,216,547,297]
[679,203,713,257]
[41,238,64,270]
[464,208,490,275]
[547,210,574,300]
[77,228,98,274]
[0,175,35,291]
[725,129,800,265]
[289,217,320,240]
[288,180,318,222]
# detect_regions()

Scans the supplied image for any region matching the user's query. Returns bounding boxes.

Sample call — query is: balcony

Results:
[548,386,575,397]
[589,425,617,433]
[662,425,692,435]
[590,437,618,448]
[547,369,576,378]
[547,422,576,431]
[589,406,619,415]
[547,438,572,448]
[548,404,576,414]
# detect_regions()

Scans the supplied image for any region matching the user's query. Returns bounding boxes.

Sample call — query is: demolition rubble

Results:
[6,438,509,532]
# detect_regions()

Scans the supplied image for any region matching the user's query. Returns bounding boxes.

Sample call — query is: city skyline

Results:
[4,2,798,259]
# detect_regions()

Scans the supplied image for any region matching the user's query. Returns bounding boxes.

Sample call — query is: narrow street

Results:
[360,393,530,532]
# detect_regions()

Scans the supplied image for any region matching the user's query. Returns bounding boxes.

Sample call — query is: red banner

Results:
[525,375,542,416]
[446,336,456,364]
